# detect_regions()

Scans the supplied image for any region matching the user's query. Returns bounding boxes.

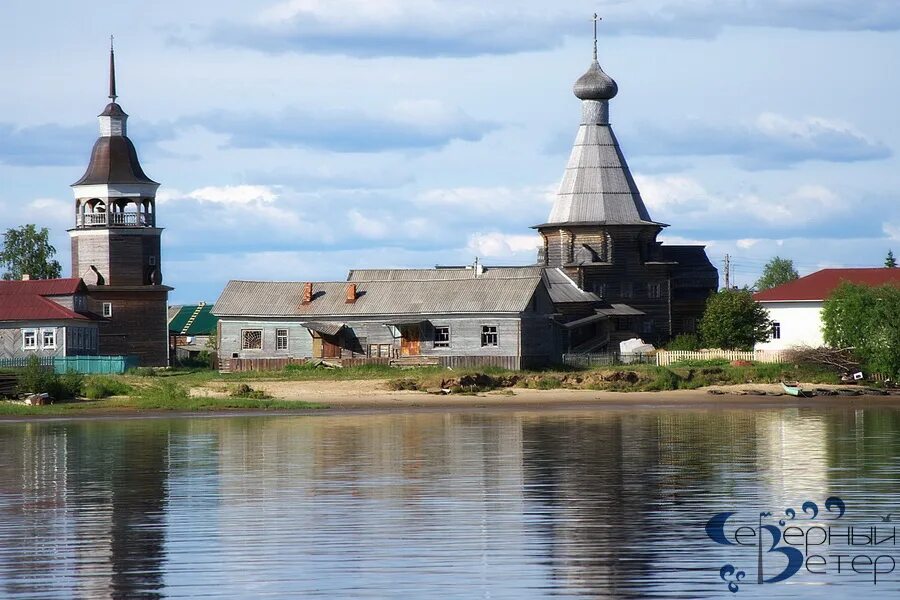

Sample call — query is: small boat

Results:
[781,382,814,397]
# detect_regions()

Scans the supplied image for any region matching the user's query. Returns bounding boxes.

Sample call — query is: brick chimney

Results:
[346,283,357,304]
[21,274,30,281]
[301,282,313,305]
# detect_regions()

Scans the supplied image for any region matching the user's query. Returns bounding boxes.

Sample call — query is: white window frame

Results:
[41,328,56,350]
[275,328,289,351]
[481,325,498,348]
[22,329,38,350]
[433,326,451,348]
[102,302,113,318]
[241,329,263,351]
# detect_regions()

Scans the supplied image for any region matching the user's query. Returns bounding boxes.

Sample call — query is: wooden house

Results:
[0,278,100,359]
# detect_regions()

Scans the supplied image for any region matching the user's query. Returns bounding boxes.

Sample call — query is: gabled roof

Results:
[213,278,543,318]
[0,278,84,296]
[753,268,900,302]
[347,266,544,281]
[0,295,90,322]
[168,304,218,335]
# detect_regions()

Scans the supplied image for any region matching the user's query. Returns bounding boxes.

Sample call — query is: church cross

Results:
[593,13,601,61]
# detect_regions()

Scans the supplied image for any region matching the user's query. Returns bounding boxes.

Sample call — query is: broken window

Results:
[434,326,451,348]
[481,325,498,347]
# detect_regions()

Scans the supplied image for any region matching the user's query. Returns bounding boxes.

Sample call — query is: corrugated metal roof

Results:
[214,277,543,318]
[303,321,345,336]
[168,304,218,335]
[753,268,900,302]
[0,278,84,296]
[347,267,544,282]
[539,124,663,228]
[542,268,602,303]
[0,295,90,322]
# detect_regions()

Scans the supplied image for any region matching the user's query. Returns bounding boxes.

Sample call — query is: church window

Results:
[647,282,662,299]
[276,329,289,350]
[149,256,157,266]
[771,322,781,340]
[241,330,263,350]
[41,329,56,349]
[102,302,113,318]
[481,326,498,347]
[683,317,696,333]
[642,320,654,334]
[22,329,37,350]
[621,282,633,299]
[434,326,451,348]
[591,281,607,298]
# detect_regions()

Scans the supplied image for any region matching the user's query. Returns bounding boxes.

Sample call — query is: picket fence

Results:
[655,349,788,367]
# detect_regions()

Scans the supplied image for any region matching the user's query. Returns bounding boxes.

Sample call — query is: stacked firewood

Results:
[0,374,18,397]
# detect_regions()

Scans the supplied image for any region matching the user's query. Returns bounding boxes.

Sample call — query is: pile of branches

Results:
[785,346,861,373]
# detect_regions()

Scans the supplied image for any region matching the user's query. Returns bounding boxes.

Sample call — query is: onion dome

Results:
[574,60,618,101]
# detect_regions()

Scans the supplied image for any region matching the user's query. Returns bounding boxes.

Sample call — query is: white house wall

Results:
[755,301,825,351]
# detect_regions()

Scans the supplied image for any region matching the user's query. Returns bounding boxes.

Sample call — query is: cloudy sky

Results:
[2,0,899,303]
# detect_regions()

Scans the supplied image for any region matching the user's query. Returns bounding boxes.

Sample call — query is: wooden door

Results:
[312,336,323,358]
[322,336,341,359]
[400,326,421,356]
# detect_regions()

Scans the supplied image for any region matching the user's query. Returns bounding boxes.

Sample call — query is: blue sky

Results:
[1,0,899,303]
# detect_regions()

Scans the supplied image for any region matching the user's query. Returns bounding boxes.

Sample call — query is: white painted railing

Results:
[77,212,151,227]
[656,349,788,366]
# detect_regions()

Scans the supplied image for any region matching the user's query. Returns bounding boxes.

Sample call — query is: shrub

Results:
[667,334,702,351]
[17,355,54,396]
[58,371,84,400]
[83,376,132,399]
[230,383,272,399]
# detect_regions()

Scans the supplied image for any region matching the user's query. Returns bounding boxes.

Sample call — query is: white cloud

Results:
[186,185,279,205]
[348,210,389,239]
[415,185,554,216]
[736,238,760,249]
[466,232,540,258]
[885,222,900,241]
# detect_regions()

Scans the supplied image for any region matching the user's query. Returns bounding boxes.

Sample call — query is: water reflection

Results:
[0,407,897,598]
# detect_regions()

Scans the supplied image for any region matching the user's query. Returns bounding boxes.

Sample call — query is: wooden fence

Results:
[562,353,655,368]
[655,349,789,366]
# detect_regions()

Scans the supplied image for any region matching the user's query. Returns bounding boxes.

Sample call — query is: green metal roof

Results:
[168,304,218,335]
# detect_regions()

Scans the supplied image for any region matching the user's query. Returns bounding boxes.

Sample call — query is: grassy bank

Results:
[0,377,325,417]
[385,360,841,394]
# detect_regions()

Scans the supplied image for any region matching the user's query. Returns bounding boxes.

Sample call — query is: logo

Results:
[705,497,896,592]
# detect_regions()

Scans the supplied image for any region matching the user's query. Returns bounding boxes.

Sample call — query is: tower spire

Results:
[593,13,600,61]
[109,35,117,102]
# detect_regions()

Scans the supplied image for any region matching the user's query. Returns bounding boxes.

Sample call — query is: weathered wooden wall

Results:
[88,288,169,366]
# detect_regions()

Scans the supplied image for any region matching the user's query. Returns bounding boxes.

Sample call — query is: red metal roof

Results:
[0,295,89,321]
[753,268,900,302]
[0,278,84,296]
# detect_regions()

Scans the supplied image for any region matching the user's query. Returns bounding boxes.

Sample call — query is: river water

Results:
[0,406,898,599]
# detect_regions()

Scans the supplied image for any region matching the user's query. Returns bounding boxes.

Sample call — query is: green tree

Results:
[755,256,799,291]
[886,250,897,268]
[0,224,62,280]
[821,283,900,378]
[699,288,773,350]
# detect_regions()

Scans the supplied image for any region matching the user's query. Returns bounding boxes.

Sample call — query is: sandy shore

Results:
[189,379,900,411]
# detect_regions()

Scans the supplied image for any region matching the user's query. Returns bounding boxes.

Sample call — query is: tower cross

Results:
[593,13,601,61]
[109,35,117,102]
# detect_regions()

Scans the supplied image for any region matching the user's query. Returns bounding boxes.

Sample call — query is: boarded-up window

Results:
[647,282,662,299]
[434,326,451,348]
[241,329,262,350]
[481,326,498,347]
[276,329,289,350]
[621,282,633,298]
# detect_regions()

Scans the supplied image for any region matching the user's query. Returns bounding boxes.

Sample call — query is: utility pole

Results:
[724,254,730,289]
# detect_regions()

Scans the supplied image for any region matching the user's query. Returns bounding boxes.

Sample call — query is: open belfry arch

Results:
[68,39,172,366]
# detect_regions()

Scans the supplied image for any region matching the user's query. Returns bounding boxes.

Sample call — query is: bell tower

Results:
[69,40,172,366]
